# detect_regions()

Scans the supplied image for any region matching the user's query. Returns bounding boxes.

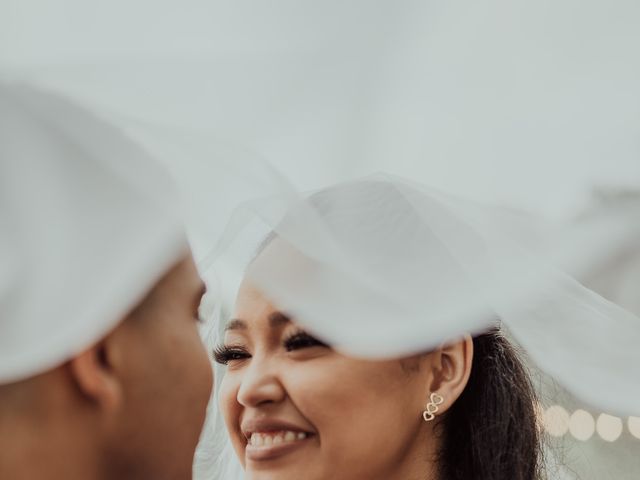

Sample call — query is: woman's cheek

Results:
[218,375,233,415]
[219,375,242,439]
[284,360,369,418]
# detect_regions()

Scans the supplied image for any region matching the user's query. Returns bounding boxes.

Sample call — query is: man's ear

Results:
[69,335,123,412]
[427,335,473,414]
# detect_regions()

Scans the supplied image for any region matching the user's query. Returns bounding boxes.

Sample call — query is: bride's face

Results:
[217,280,437,480]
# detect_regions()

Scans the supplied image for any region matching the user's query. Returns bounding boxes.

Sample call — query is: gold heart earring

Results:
[422,392,444,422]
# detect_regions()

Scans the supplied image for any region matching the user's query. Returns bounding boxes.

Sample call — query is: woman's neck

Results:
[380,425,440,480]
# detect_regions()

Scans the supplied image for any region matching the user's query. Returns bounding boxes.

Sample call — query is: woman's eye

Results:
[284,331,329,352]
[213,346,251,365]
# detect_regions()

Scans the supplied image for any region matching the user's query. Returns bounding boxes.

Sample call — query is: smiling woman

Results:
[212,179,544,480]
[215,279,542,480]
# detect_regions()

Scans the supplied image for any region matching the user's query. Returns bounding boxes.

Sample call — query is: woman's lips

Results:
[245,430,314,462]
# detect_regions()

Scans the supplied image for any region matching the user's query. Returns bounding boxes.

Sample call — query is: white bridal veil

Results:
[1,1,639,479]
[205,174,640,411]
[0,81,187,383]
[196,174,640,478]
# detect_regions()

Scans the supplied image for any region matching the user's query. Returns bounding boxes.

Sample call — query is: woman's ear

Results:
[427,335,473,414]
[69,335,123,412]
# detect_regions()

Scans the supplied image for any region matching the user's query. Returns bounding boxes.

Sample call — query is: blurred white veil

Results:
[1,2,639,479]
[204,173,640,408]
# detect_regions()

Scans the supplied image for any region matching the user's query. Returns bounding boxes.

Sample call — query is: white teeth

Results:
[249,431,309,447]
[252,434,264,447]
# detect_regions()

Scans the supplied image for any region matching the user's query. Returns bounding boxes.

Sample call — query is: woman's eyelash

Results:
[284,331,329,351]
[213,345,250,365]
[213,332,328,363]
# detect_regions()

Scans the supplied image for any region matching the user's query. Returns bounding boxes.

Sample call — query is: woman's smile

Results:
[245,431,315,462]
[242,418,317,462]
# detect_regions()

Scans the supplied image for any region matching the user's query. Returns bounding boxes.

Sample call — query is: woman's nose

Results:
[236,357,286,408]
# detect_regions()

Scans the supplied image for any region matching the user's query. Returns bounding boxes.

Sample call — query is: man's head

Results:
[90,254,212,478]
[0,82,213,479]
[0,254,213,479]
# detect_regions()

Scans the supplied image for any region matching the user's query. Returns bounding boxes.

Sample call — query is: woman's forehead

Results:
[230,283,298,334]
[233,280,277,319]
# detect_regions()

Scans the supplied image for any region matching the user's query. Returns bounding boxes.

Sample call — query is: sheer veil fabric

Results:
[1,2,639,479]
[196,175,640,480]
[204,174,640,413]
[0,81,187,383]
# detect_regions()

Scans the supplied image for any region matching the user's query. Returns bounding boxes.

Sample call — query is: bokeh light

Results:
[628,416,640,439]
[596,414,623,442]
[544,405,570,437]
[569,409,595,441]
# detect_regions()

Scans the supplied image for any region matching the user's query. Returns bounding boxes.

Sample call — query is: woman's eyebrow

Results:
[225,318,246,331]
[268,311,291,328]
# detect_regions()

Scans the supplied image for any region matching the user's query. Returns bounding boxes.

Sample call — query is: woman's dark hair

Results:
[437,327,544,480]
